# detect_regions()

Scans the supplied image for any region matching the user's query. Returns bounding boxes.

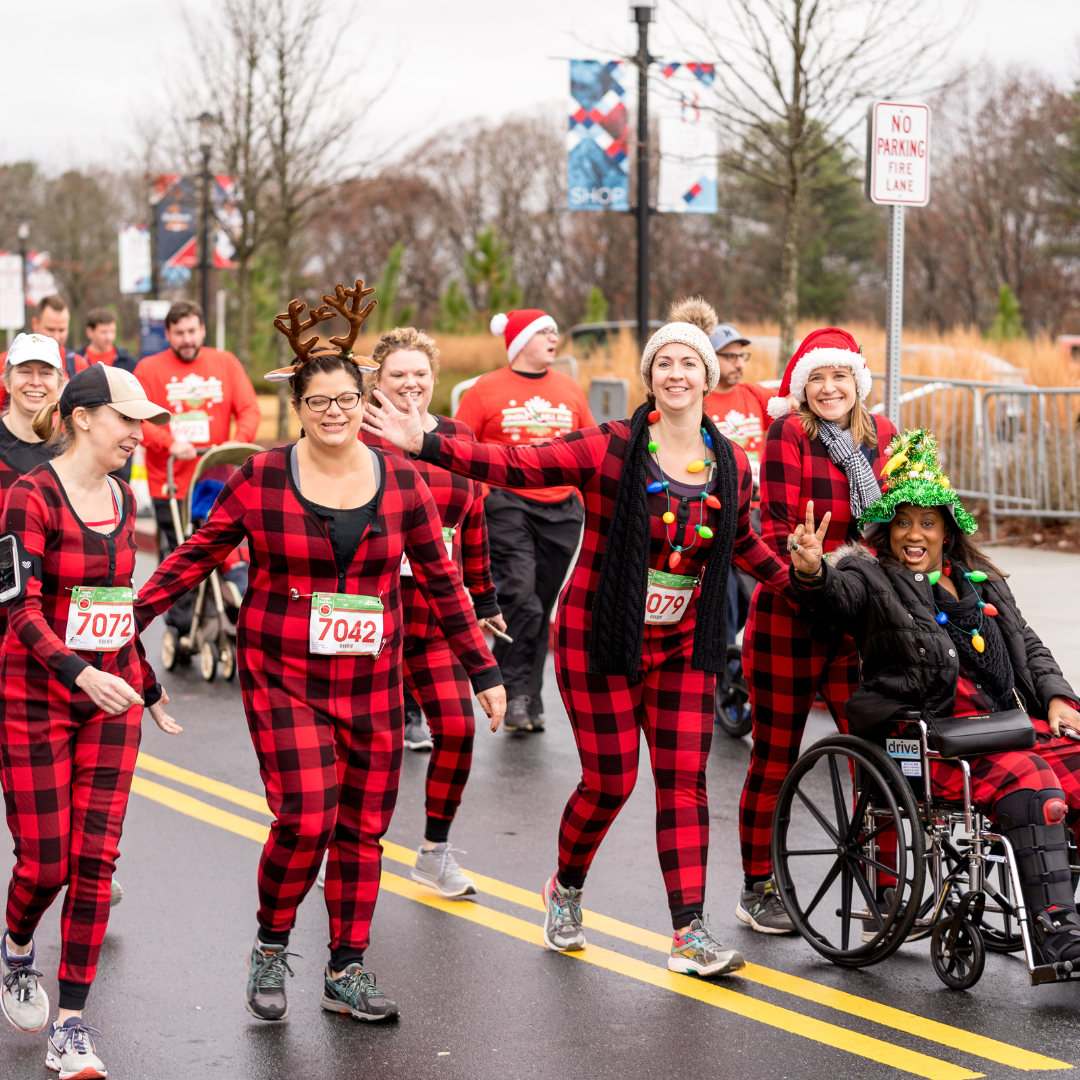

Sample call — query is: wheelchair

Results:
[771,718,1080,990]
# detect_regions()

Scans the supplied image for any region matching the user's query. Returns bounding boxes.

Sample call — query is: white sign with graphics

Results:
[866,102,931,206]
[0,253,24,330]
[119,224,152,294]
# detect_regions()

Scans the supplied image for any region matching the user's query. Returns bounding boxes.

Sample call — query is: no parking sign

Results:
[865,101,931,206]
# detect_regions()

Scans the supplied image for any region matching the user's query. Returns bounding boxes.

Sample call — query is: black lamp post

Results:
[16,218,29,330]
[631,4,655,348]
[196,112,216,321]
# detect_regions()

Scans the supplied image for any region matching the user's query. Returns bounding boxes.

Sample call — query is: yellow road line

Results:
[133,761,1072,1074]
[380,873,981,1080]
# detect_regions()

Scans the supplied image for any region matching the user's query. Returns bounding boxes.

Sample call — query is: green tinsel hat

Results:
[858,428,978,535]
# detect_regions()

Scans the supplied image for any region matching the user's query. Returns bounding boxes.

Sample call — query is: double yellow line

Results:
[131,751,1073,1080]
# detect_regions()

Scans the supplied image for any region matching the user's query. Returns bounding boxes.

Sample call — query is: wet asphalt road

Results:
[1,548,1079,1079]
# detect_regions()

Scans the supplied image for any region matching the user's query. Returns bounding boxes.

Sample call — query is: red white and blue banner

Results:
[568,60,630,211]
[655,63,719,215]
[152,175,239,289]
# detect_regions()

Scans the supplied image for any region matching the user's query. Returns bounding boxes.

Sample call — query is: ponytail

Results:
[31,401,68,446]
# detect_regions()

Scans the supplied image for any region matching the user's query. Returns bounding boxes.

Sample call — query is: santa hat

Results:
[490,309,557,361]
[766,327,872,420]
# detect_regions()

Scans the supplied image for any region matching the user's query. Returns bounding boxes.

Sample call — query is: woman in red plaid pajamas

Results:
[0,364,179,1080]
[366,297,793,979]
[133,283,505,1026]
[361,326,507,900]
[736,328,897,935]
[789,429,1080,966]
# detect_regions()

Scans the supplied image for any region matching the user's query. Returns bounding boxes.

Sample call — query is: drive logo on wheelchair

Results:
[885,737,922,777]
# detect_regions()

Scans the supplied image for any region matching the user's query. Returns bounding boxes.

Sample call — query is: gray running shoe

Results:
[411,843,476,899]
[403,717,433,751]
[735,879,795,934]
[316,850,328,890]
[669,918,745,977]
[109,878,123,908]
[503,695,531,732]
[321,963,399,1022]
[245,939,297,1021]
[542,874,586,952]
[1,937,49,1033]
[45,1018,106,1078]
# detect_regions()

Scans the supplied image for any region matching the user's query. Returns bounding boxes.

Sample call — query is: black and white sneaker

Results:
[321,964,399,1022]
[403,717,433,751]
[503,695,531,732]
[1,936,49,1033]
[245,939,297,1021]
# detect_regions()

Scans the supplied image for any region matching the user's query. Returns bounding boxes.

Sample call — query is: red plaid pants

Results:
[1,699,141,987]
[403,637,475,821]
[740,587,857,877]
[554,624,713,915]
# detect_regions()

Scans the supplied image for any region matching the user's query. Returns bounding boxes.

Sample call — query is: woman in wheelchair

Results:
[788,429,1080,969]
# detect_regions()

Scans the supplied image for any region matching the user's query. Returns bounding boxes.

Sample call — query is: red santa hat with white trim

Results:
[490,309,557,361]
[766,327,873,420]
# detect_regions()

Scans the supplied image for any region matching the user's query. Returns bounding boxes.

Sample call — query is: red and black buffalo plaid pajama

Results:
[134,446,498,958]
[0,467,158,1005]
[420,422,789,923]
[366,419,500,826]
[740,412,897,878]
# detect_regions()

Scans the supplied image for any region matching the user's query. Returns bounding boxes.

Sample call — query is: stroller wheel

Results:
[220,641,237,682]
[200,640,218,682]
[162,626,180,671]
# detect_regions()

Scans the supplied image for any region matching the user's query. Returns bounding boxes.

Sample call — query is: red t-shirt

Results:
[84,347,118,366]
[703,382,776,487]
[454,366,595,503]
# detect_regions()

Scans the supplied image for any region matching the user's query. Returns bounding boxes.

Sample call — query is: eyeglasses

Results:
[303,393,362,412]
[719,351,750,363]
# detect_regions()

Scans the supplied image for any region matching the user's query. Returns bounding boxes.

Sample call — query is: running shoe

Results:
[316,851,328,890]
[245,939,297,1021]
[503,695,531,732]
[411,843,476,899]
[321,963,399,1021]
[1,936,49,1033]
[735,879,795,934]
[45,1017,106,1079]
[109,879,123,908]
[403,717,433,751]
[541,874,586,952]
[669,918,745,977]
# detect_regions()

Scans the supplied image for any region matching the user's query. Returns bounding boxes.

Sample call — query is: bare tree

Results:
[674,0,958,370]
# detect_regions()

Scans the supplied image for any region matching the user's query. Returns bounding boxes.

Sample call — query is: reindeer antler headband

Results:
[266,278,380,382]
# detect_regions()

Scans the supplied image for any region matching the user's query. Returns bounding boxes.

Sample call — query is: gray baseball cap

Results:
[709,323,751,352]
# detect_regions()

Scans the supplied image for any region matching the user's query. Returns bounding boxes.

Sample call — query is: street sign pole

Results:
[632,5,654,349]
[866,101,930,431]
[884,204,905,427]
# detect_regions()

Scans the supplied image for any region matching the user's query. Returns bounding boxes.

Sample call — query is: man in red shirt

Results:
[83,308,139,376]
[135,299,261,559]
[0,296,87,411]
[456,309,595,732]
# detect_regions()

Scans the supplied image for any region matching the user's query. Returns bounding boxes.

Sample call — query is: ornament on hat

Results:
[490,309,557,361]
[766,327,873,420]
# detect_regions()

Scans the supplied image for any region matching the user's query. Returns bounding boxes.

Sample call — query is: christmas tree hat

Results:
[858,428,978,535]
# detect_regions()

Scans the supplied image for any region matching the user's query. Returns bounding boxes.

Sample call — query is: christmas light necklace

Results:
[928,556,998,654]
[642,410,721,571]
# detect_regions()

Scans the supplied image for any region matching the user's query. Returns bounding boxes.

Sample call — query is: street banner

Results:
[0,253,24,329]
[139,299,171,359]
[153,175,197,288]
[118,224,152,294]
[25,252,57,305]
[568,60,630,211]
[655,63,719,214]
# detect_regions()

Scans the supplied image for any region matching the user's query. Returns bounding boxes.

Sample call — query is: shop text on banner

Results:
[568,60,630,211]
[656,63,719,214]
[118,224,152,295]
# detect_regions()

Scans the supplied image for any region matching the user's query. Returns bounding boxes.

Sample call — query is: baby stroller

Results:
[159,442,262,682]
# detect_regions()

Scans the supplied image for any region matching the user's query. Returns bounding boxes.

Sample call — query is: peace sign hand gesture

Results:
[787,501,831,580]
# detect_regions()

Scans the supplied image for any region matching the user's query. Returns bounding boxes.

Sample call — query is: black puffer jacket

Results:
[793,543,1076,733]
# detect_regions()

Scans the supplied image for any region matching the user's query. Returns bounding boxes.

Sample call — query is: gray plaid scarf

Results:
[816,419,882,518]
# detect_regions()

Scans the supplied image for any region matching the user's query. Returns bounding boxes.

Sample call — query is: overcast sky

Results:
[2,0,1077,172]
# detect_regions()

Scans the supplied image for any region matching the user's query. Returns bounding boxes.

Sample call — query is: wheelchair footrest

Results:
[1030,961,1079,985]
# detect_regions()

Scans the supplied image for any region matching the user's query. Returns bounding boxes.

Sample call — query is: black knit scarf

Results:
[588,402,739,678]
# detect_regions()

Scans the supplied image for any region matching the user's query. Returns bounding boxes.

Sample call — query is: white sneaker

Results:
[411,843,476,898]
[109,879,123,908]
[46,1018,106,1079]
[1,936,49,1033]
[316,850,328,889]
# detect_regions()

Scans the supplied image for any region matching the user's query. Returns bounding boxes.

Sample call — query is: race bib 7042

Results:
[308,593,383,655]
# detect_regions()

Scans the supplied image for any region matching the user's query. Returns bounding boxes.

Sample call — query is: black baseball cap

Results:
[59,364,171,424]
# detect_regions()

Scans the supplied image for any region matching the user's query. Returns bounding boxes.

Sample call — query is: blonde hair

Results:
[797,400,878,448]
[370,327,440,382]
[31,401,102,448]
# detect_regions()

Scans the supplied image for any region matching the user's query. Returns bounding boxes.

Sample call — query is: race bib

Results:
[400,526,456,578]
[644,569,696,625]
[170,411,210,444]
[65,586,135,651]
[309,593,383,655]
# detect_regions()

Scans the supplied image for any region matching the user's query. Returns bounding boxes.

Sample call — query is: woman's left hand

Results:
[1048,696,1080,739]
[149,688,183,735]
[477,685,507,732]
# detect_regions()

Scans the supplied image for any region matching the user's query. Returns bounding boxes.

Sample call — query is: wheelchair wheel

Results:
[931,917,985,990]
[715,645,752,738]
[772,735,924,967]
[200,640,217,682]
[161,626,180,671]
